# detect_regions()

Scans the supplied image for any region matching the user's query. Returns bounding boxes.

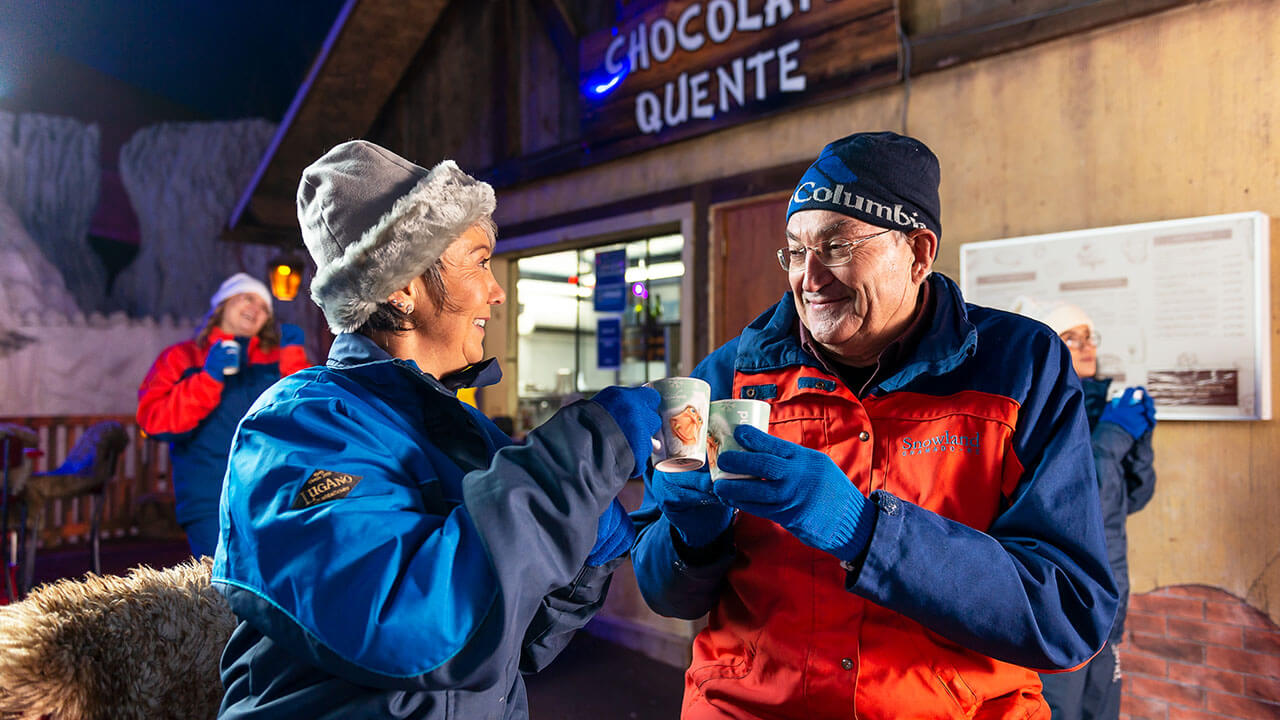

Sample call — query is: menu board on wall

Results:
[960,212,1271,421]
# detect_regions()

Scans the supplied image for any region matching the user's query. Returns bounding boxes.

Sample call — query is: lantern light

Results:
[268,252,305,301]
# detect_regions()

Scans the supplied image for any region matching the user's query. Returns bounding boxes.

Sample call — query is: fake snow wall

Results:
[0,196,196,416]
[0,116,281,416]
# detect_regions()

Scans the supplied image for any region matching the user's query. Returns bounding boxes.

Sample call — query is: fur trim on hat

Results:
[0,557,234,720]
[310,160,496,334]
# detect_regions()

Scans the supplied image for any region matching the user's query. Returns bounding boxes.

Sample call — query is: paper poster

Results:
[960,212,1271,420]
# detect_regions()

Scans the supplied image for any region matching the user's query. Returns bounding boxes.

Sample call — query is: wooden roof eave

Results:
[226,0,450,244]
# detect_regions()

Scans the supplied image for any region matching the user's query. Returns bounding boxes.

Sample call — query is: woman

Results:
[212,140,660,719]
[137,273,309,558]
[1028,301,1157,720]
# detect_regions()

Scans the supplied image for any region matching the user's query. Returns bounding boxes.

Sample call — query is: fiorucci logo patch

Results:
[900,431,981,456]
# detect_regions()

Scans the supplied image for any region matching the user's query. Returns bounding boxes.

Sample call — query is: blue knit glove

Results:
[202,341,239,380]
[1100,387,1156,439]
[715,425,875,563]
[647,467,734,548]
[586,498,636,565]
[592,386,662,477]
[280,323,305,347]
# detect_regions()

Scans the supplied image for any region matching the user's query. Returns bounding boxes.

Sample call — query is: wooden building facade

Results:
[229,0,1280,715]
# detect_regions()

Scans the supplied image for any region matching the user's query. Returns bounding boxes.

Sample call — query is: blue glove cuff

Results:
[592,386,661,477]
[586,499,636,565]
[831,496,878,564]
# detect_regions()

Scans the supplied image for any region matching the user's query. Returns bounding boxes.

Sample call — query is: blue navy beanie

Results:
[786,131,942,242]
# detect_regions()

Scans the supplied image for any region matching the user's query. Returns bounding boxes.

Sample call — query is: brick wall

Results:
[1121,585,1280,720]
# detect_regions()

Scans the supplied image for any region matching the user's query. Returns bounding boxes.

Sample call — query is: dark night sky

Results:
[0,0,349,249]
[0,0,349,122]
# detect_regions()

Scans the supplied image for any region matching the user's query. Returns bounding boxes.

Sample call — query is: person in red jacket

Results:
[632,132,1117,719]
[137,273,310,557]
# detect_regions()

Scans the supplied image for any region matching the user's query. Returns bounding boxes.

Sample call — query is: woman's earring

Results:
[390,298,414,314]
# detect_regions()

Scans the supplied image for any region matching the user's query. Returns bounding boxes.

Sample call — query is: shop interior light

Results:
[574,261,686,289]
[268,251,306,301]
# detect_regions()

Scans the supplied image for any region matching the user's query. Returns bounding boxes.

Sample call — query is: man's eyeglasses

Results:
[776,229,894,271]
[1061,332,1101,349]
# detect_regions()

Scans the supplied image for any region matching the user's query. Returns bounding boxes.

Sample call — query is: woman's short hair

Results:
[356,216,496,336]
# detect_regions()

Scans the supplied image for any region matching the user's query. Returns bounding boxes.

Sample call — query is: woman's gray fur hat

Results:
[297,140,496,333]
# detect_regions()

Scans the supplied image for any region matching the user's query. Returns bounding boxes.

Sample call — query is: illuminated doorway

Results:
[514,233,684,432]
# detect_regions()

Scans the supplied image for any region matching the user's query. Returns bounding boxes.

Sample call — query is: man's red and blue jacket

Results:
[632,273,1118,719]
[137,328,309,527]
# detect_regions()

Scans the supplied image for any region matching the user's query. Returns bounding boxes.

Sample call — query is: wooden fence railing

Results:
[0,415,174,547]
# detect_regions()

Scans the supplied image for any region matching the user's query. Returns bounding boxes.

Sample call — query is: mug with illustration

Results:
[647,377,711,472]
[707,399,771,480]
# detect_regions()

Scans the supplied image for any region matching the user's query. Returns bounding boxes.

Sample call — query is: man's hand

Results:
[1100,387,1156,439]
[715,425,874,563]
[647,467,734,548]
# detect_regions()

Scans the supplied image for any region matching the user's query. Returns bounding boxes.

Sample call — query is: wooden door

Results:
[712,194,792,349]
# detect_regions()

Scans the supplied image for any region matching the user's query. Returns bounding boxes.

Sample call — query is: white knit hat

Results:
[296,140,496,334]
[209,273,273,313]
[1010,296,1094,336]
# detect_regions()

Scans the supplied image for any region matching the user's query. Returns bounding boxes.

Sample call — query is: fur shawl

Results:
[0,557,234,720]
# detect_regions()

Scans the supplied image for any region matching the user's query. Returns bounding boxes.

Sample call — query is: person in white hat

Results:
[1014,298,1158,720]
[211,140,661,720]
[137,272,310,558]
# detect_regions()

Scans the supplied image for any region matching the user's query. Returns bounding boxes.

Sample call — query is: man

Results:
[632,131,1118,719]
[212,141,661,718]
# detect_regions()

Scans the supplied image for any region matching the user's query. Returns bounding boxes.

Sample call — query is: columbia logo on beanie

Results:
[787,131,942,242]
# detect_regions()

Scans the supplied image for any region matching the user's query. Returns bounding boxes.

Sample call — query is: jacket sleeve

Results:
[631,341,738,620]
[215,392,634,692]
[1122,430,1157,514]
[850,332,1119,671]
[458,403,625,675]
[136,342,225,441]
[1093,421,1137,640]
[463,399,635,678]
[518,560,619,673]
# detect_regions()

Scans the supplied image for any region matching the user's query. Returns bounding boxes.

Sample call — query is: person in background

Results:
[631,131,1118,719]
[137,273,310,558]
[213,140,661,719]
[1019,300,1157,720]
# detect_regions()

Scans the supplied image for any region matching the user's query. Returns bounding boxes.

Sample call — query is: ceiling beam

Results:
[227,0,450,239]
[909,0,1193,74]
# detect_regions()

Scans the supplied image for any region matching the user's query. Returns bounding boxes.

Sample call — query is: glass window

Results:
[515,233,684,432]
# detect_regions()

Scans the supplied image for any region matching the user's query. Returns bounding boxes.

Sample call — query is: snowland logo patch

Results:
[900,431,980,456]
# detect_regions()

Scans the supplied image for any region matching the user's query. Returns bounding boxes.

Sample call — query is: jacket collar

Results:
[737,273,977,393]
[873,273,977,393]
[326,332,502,391]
